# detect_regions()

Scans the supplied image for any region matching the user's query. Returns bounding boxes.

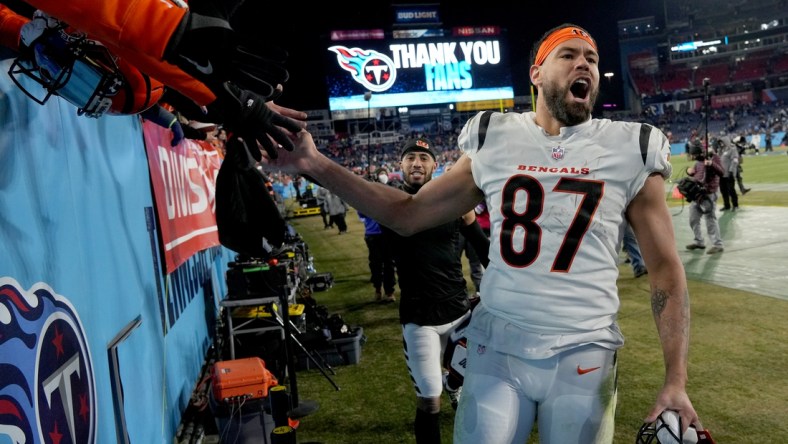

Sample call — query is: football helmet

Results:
[443,322,469,390]
[8,11,163,118]
[442,296,481,389]
[637,410,716,444]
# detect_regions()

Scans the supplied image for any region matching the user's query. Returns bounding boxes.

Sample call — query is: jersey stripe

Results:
[638,124,652,165]
[477,110,494,150]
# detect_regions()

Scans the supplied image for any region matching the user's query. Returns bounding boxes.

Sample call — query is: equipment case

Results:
[212,357,277,402]
[306,272,334,292]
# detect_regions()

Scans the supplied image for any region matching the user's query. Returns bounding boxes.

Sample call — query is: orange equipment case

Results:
[212,357,278,402]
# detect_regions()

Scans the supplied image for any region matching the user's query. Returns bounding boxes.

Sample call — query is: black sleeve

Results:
[161,88,207,121]
[181,124,208,141]
[139,104,176,128]
[460,219,489,268]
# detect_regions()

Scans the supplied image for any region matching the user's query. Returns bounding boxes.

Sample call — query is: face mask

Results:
[11,33,118,118]
[378,174,389,184]
[48,57,108,111]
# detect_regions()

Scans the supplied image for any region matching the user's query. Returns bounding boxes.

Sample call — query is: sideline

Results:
[671,205,788,301]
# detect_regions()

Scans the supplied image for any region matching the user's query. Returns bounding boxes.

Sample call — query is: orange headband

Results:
[534,27,597,66]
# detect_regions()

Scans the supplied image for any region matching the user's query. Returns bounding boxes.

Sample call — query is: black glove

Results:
[207,82,302,160]
[163,0,288,99]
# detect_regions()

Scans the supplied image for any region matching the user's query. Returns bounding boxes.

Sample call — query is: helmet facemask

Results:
[9,27,123,118]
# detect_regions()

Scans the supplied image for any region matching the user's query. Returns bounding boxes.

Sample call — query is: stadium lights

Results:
[604,72,614,82]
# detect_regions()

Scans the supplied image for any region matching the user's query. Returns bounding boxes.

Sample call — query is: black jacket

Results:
[383,183,470,325]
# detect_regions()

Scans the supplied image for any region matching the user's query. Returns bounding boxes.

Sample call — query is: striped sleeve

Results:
[644,124,673,179]
[458,110,496,154]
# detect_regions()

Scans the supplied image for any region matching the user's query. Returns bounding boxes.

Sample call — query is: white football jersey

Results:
[459,111,672,357]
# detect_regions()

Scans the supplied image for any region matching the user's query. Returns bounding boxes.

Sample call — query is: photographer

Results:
[733,135,752,194]
[685,140,726,254]
[716,133,740,212]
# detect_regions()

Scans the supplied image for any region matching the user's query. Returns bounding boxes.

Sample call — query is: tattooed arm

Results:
[627,174,702,432]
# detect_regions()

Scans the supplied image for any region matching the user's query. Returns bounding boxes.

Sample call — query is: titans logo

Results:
[328,45,397,92]
[0,277,96,444]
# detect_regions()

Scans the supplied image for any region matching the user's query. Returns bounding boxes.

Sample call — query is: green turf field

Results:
[286,149,788,443]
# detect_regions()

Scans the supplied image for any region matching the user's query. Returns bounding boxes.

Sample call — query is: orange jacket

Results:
[22,0,215,105]
[0,4,27,50]
[0,4,168,114]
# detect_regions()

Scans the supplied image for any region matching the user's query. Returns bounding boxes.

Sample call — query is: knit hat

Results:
[400,137,435,161]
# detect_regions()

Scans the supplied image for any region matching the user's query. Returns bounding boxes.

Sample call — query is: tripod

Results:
[276,277,325,419]
[703,77,711,156]
[268,302,340,390]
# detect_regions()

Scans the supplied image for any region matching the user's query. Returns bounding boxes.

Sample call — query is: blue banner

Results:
[0,56,227,444]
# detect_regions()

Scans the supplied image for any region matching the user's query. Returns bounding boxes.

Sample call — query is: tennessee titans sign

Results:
[324,34,514,112]
[328,45,398,92]
[0,277,96,444]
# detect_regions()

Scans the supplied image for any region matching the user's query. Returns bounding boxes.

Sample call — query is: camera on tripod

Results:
[226,254,297,300]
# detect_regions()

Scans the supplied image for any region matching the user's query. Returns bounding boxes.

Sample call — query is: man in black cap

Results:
[380,136,488,443]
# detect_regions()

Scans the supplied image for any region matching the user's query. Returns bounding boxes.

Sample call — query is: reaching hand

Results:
[18,10,62,55]
[169,119,185,146]
[139,104,186,146]
[208,82,303,160]
[267,101,308,129]
[260,130,321,176]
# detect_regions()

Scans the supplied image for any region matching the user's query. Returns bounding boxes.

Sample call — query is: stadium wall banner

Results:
[711,90,753,108]
[761,85,788,102]
[0,62,226,443]
[330,29,385,41]
[142,121,222,273]
[645,98,702,115]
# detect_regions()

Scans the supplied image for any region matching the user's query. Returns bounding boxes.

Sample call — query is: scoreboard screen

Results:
[324,31,514,111]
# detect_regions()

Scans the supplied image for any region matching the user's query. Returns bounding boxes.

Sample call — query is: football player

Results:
[381,138,488,443]
[266,23,704,443]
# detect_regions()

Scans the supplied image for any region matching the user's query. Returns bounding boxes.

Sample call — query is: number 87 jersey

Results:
[459,111,672,335]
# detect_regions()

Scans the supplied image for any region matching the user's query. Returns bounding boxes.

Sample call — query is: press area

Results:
[174,228,364,444]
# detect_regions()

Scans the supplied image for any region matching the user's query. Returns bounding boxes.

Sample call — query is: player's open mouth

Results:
[570,79,590,100]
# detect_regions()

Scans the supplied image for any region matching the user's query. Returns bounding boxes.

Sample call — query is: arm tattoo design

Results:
[651,287,691,337]
[651,288,669,318]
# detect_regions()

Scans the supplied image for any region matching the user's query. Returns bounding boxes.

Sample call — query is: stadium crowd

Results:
[264,98,787,200]
[619,99,788,147]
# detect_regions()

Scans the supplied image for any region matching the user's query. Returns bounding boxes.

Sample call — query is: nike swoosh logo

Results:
[576,365,601,375]
[180,55,213,75]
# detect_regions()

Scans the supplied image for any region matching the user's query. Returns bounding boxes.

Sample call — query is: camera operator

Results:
[685,139,726,254]
[732,135,752,195]
[716,132,740,212]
